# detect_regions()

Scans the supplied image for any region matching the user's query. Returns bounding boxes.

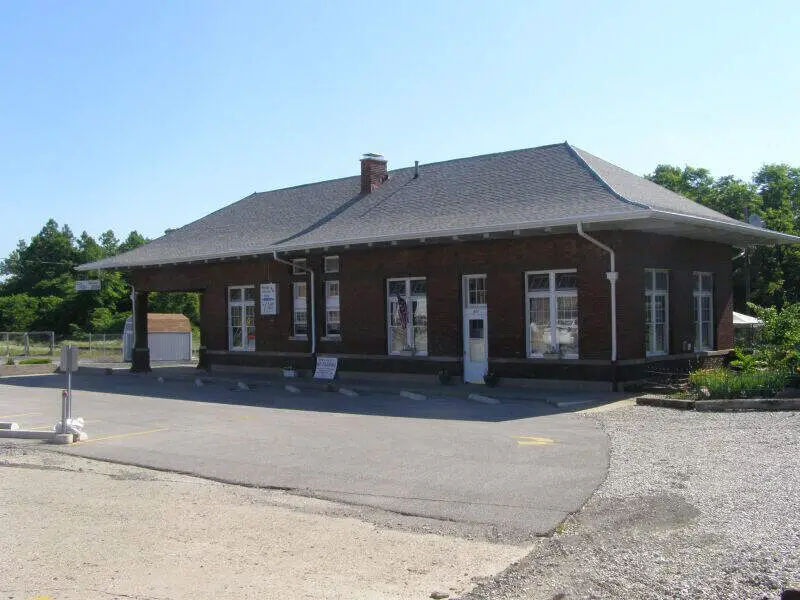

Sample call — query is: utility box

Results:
[60,345,79,372]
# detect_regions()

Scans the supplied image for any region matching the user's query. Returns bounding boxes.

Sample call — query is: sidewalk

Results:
[76,362,629,408]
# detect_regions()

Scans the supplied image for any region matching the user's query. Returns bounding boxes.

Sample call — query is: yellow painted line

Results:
[514,435,556,446]
[73,427,169,445]
[0,412,40,419]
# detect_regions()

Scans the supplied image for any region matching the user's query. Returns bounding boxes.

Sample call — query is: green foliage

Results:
[18,357,52,365]
[688,368,787,399]
[729,348,765,372]
[0,220,156,336]
[89,307,130,333]
[647,162,800,310]
[738,302,800,373]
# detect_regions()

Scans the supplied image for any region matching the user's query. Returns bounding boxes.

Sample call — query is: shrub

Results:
[18,357,52,365]
[688,367,787,399]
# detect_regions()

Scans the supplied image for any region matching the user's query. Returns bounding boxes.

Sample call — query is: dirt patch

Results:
[0,363,57,377]
[0,446,530,600]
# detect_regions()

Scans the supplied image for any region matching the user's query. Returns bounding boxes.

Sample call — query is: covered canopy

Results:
[732,311,763,327]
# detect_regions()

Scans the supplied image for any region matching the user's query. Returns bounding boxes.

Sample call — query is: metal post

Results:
[50,332,55,356]
[61,389,68,433]
[67,366,72,422]
[24,333,29,357]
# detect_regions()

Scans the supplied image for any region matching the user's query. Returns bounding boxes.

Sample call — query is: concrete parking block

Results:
[285,384,300,394]
[339,387,358,397]
[468,393,500,405]
[400,390,426,401]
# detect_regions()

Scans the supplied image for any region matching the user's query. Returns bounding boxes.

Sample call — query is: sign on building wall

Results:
[314,357,338,381]
[260,283,278,316]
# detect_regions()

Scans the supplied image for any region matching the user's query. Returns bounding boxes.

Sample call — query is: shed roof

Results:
[78,142,799,271]
[125,313,192,333]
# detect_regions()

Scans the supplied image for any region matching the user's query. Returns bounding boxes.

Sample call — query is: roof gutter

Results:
[272,251,316,357]
[576,223,617,363]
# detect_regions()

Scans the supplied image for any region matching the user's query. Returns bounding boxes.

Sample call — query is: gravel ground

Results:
[0,443,529,600]
[463,405,800,600]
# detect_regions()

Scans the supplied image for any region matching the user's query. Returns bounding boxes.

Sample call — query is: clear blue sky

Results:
[1,0,798,260]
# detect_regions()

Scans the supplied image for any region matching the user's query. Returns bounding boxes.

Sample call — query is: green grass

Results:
[688,367,787,399]
[18,357,53,365]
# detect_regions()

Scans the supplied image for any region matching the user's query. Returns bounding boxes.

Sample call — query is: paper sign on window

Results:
[260,283,278,316]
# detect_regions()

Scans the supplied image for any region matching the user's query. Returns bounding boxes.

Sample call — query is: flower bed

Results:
[688,367,787,399]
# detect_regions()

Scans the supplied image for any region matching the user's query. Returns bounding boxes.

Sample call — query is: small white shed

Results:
[123,313,193,362]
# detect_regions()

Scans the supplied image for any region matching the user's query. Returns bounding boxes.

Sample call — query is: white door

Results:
[463,275,488,383]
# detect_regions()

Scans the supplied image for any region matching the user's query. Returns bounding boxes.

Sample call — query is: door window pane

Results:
[388,279,427,355]
[529,297,553,355]
[528,274,550,291]
[556,296,579,356]
[468,320,486,361]
[555,273,577,291]
[228,286,256,351]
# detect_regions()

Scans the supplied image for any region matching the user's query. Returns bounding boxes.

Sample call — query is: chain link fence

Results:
[57,332,125,363]
[2,331,56,359]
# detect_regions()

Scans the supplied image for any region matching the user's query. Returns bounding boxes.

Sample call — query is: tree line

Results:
[647,162,800,310]
[0,220,198,336]
[1,160,798,335]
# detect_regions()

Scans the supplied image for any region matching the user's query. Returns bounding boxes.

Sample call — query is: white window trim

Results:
[325,280,341,339]
[228,285,256,352]
[324,255,340,274]
[292,281,308,339]
[693,272,714,350]
[292,258,308,275]
[525,269,579,360]
[386,277,428,356]
[645,269,669,357]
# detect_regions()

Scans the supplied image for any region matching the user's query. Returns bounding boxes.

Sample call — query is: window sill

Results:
[389,352,429,358]
[529,354,579,360]
[288,335,309,341]
[321,335,341,342]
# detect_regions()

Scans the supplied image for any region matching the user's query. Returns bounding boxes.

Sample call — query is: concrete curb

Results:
[467,393,500,405]
[0,422,20,430]
[0,429,77,444]
[550,399,595,409]
[636,395,696,410]
[338,387,359,397]
[637,395,800,411]
[400,390,427,401]
[695,398,800,411]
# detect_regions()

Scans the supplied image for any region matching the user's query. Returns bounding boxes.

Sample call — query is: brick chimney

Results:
[360,153,388,194]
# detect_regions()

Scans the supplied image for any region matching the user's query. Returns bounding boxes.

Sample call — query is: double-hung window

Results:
[526,270,579,358]
[325,280,341,337]
[387,278,427,355]
[645,269,669,356]
[693,272,713,350]
[228,286,256,351]
[292,281,308,338]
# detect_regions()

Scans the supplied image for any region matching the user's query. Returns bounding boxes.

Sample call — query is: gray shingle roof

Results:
[78,142,796,271]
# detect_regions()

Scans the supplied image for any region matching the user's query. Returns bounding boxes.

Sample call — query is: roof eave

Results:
[649,210,800,246]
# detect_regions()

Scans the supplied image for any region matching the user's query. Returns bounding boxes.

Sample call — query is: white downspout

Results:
[273,251,316,356]
[576,223,617,363]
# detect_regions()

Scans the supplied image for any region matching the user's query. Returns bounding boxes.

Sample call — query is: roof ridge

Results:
[246,143,573,197]
[565,143,651,211]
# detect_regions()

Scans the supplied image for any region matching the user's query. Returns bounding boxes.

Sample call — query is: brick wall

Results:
[130,231,735,379]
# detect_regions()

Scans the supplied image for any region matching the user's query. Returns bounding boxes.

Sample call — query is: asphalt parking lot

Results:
[0,371,614,540]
